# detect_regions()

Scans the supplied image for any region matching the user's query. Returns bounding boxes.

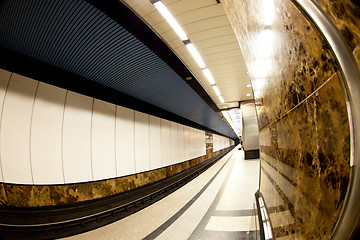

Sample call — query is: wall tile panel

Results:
[177,124,185,163]
[170,122,179,165]
[0,74,38,184]
[91,99,116,180]
[31,82,66,184]
[116,106,135,176]
[150,115,161,169]
[161,119,171,167]
[184,125,190,161]
[62,91,93,183]
[0,69,11,182]
[134,111,150,173]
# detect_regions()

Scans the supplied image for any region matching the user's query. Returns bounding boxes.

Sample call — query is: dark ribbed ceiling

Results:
[0,0,237,139]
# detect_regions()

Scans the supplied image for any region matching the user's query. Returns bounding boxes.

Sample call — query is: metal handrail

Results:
[292,0,360,239]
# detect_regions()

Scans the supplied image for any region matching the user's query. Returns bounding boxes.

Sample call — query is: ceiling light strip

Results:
[151,0,226,105]
[222,110,239,138]
[212,85,221,96]
[152,1,188,41]
[202,68,215,85]
[219,96,225,103]
[185,42,206,69]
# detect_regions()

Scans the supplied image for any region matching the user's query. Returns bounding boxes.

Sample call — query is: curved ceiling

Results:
[0,0,237,139]
[122,0,253,108]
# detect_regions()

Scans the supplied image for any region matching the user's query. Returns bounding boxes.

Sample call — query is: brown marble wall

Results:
[316,0,360,68]
[0,146,233,207]
[222,0,351,239]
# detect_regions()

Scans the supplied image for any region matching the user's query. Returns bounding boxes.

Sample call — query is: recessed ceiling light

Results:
[247,84,251,87]
[246,93,251,96]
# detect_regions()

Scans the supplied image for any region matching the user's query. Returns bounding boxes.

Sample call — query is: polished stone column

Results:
[221,0,354,238]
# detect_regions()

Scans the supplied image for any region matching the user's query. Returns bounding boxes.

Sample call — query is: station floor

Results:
[63,147,260,240]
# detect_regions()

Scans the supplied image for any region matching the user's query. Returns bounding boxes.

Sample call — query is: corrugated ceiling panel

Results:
[0,0,237,138]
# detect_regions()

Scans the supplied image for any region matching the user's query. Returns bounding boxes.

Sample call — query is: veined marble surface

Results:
[316,0,360,68]
[222,0,351,239]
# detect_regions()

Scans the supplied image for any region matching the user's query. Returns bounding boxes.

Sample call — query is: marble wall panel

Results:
[222,0,351,239]
[259,74,350,239]
[316,0,360,68]
[222,0,337,130]
[0,183,7,205]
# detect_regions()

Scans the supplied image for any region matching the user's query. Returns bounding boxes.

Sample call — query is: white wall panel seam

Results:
[172,122,175,165]
[160,118,163,167]
[60,90,68,183]
[148,115,151,170]
[0,72,11,182]
[133,110,136,172]
[170,122,172,166]
[159,118,162,169]
[114,106,118,177]
[115,106,136,177]
[31,83,66,184]
[28,81,40,185]
[90,98,95,181]
[183,126,186,161]
[179,124,182,163]
[134,111,150,173]
[175,123,178,164]
[114,107,117,174]
[157,117,162,169]
[91,100,117,180]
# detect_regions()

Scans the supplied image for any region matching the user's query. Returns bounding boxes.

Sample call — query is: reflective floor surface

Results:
[63,147,260,240]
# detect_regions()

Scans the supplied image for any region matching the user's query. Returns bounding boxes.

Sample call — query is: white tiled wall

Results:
[1,74,38,184]
[0,70,11,182]
[0,69,233,184]
[91,99,116,180]
[62,91,93,183]
[149,116,161,169]
[116,106,135,176]
[31,82,66,184]
[177,124,185,164]
[213,134,233,152]
[170,122,179,165]
[184,126,190,161]
[160,119,171,167]
[134,111,150,173]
